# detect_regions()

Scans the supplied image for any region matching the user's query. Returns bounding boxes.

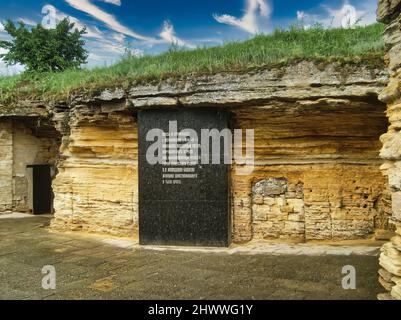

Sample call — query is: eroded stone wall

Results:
[231,102,390,243]
[0,119,58,213]
[235,165,387,243]
[48,99,389,242]
[51,106,139,237]
[0,121,13,211]
[252,178,305,241]
[48,60,390,243]
[377,0,401,300]
[12,122,58,212]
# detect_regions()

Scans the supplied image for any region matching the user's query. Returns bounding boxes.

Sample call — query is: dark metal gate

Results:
[28,165,53,215]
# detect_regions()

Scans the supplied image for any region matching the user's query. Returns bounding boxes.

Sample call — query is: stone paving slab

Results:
[0,215,383,300]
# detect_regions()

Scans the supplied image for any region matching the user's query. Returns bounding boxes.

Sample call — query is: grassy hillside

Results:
[0,23,385,107]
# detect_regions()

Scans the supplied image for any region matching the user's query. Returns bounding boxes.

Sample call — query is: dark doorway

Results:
[27,165,53,215]
[138,108,231,247]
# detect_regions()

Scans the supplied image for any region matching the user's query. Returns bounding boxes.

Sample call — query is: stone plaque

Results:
[138,108,231,247]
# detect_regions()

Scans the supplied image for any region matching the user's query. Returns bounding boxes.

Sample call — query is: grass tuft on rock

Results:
[0,23,385,107]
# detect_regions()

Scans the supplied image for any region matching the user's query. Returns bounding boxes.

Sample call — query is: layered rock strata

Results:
[377,0,401,300]
[45,61,391,242]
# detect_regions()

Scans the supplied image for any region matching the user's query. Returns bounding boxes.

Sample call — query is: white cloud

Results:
[323,2,358,28]
[65,1,192,50]
[214,0,272,34]
[296,11,305,21]
[55,2,143,62]
[86,39,142,69]
[0,22,4,32]
[41,4,104,39]
[65,0,152,41]
[0,3,144,75]
[131,48,143,57]
[84,26,104,39]
[347,0,377,26]
[88,52,105,61]
[99,0,121,6]
[297,11,317,29]
[297,0,378,29]
[100,40,125,53]
[88,35,140,56]
[0,48,25,75]
[112,32,125,43]
[159,21,195,48]
[0,63,25,76]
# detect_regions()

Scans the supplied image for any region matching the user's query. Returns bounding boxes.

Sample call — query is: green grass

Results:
[0,23,385,108]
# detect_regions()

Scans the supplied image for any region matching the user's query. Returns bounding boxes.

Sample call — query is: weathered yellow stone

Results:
[391,285,401,299]
[51,112,139,237]
[380,253,401,276]
[379,275,394,291]
[378,2,401,297]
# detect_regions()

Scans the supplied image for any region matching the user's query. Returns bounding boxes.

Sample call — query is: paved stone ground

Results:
[0,215,383,300]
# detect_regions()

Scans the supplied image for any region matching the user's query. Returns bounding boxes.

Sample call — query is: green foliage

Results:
[0,18,88,72]
[0,23,385,108]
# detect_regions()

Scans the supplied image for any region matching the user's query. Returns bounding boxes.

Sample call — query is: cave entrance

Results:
[27,165,53,215]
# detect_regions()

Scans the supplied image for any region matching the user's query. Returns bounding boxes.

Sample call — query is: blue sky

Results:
[0,0,378,75]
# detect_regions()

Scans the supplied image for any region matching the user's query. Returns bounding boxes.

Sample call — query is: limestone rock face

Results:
[378,0,401,23]
[378,225,401,298]
[231,97,389,242]
[252,178,305,241]
[0,121,13,211]
[45,60,390,243]
[236,163,388,242]
[378,0,401,300]
[50,106,139,237]
[124,61,387,108]
[392,285,401,299]
[0,119,58,213]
